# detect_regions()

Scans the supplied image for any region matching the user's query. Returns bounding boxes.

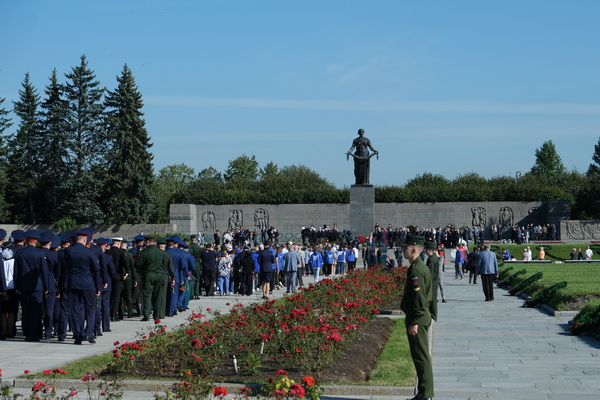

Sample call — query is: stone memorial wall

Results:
[171,200,570,241]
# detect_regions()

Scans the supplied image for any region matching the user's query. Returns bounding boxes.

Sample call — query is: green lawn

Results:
[499,261,600,310]
[487,243,600,262]
[362,319,415,387]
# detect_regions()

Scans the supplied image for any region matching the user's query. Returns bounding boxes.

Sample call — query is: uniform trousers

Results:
[44,291,56,338]
[68,289,96,341]
[110,279,124,320]
[405,318,434,399]
[142,274,168,320]
[20,291,44,340]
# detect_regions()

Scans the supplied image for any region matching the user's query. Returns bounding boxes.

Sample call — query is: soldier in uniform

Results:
[105,237,130,321]
[38,231,60,339]
[136,235,173,321]
[188,234,203,300]
[425,242,440,322]
[14,230,49,341]
[60,229,101,344]
[400,234,434,400]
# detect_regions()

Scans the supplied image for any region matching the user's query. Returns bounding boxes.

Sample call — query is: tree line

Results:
[2,56,599,226]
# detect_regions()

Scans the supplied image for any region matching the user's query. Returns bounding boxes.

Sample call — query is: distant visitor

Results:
[346,128,379,185]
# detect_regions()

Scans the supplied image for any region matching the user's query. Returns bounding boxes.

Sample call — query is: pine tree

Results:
[0,98,13,221]
[102,64,154,224]
[60,55,105,224]
[530,140,565,180]
[8,73,43,223]
[38,68,70,223]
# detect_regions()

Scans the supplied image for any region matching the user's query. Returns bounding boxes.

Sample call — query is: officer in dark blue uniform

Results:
[95,238,116,334]
[14,230,49,341]
[39,230,60,339]
[61,229,101,344]
[165,236,185,317]
[10,230,26,254]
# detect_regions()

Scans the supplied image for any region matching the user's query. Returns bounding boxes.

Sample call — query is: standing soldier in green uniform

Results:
[425,242,440,322]
[400,234,434,400]
[135,236,174,321]
[188,234,203,300]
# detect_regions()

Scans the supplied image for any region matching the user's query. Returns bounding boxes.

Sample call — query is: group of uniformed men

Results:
[0,228,205,344]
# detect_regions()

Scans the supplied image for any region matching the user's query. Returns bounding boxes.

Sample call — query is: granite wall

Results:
[171,200,570,241]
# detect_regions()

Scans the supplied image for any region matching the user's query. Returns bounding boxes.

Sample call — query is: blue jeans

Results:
[217,275,230,295]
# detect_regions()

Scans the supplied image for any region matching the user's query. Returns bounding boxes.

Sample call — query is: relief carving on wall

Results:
[201,211,216,232]
[563,220,600,240]
[228,209,243,231]
[254,208,269,230]
[471,207,486,228]
[498,207,513,227]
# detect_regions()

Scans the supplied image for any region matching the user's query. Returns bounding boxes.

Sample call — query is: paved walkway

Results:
[3,269,600,400]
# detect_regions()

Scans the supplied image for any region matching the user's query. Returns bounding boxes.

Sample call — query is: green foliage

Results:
[525,281,567,308]
[7,73,43,223]
[223,154,259,182]
[59,54,106,224]
[508,272,543,295]
[102,64,154,224]
[569,299,600,336]
[530,140,565,179]
[52,216,77,232]
[497,268,527,288]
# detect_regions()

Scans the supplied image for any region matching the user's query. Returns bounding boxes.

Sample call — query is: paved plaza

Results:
[2,268,600,399]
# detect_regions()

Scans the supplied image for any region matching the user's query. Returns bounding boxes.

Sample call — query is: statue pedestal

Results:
[350,185,374,238]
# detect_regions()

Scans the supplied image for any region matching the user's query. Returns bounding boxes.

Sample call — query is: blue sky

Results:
[1,0,599,188]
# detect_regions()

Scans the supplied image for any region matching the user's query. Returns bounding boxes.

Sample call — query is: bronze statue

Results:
[346,128,378,185]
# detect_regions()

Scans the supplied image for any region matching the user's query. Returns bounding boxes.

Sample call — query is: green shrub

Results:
[508,272,543,296]
[525,281,567,308]
[569,300,600,336]
[497,269,527,288]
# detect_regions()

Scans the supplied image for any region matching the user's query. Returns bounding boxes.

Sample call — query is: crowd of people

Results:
[0,226,372,343]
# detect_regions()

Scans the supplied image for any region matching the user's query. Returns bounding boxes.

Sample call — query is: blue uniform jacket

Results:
[14,246,49,292]
[61,243,101,291]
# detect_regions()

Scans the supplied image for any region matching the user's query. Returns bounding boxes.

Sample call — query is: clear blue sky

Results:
[1,0,599,188]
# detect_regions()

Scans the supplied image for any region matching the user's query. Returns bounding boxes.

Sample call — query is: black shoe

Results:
[74,338,82,345]
[141,317,149,321]
[88,337,96,344]
[95,332,103,336]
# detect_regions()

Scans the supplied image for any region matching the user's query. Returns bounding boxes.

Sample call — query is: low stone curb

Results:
[512,289,579,318]
[11,378,415,396]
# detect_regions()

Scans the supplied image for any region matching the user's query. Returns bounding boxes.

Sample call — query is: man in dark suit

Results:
[14,230,49,341]
[61,229,101,344]
[105,237,130,321]
[200,243,218,296]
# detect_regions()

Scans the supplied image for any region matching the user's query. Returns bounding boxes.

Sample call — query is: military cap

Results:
[400,234,425,247]
[0,229,6,241]
[73,228,89,237]
[190,234,197,239]
[96,237,112,246]
[111,237,124,242]
[165,236,176,242]
[425,241,437,251]
[133,234,145,241]
[51,235,61,249]
[11,230,25,241]
[39,230,55,243]
[59,232,72,243]
[180,241,189,249]
[24,229,41,240]
[170,234,182,242]
[156,238,167,245]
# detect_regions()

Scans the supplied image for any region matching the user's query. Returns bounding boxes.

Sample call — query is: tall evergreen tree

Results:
[8,73,43,223]
[60,55,105,224]
[0,98,13,221]
[38,68,70,223]
[102,64,154,223]
[530,140,565,179]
